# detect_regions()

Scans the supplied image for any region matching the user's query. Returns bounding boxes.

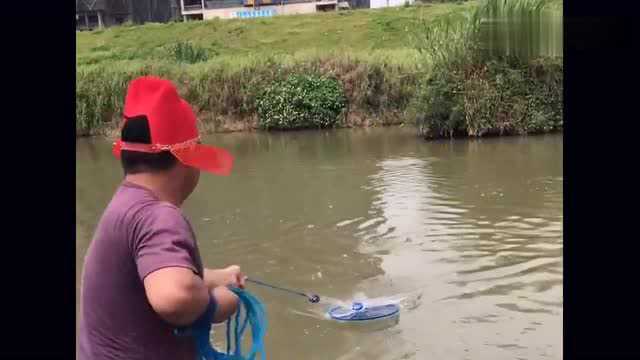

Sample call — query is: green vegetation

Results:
[414,57,562,138]
[76,55,419,136]
[76,3,475,67]
[256,74,346,130]
[75,0,562,139]
[77,3,472,136]
[412,0,563,138]
[169,41,209,64]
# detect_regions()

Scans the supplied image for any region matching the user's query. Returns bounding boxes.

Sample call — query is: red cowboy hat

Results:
[112,76,233,176]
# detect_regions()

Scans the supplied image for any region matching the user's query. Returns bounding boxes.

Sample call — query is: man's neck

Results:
[125,173,182,207]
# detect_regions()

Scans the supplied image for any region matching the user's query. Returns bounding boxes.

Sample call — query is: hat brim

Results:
[113,141,233,176]
[172,144,233,176]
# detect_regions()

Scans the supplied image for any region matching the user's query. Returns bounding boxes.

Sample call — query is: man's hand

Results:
[220,265,246,288]
[204,265,246,290]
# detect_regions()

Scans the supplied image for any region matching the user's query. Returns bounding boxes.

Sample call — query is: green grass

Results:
[76,3,477,66]
[547,0,563,10]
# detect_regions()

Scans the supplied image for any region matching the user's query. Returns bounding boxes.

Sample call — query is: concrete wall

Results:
[370,0,413,8]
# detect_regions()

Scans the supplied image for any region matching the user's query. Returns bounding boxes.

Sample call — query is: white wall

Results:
[370,0,414,9]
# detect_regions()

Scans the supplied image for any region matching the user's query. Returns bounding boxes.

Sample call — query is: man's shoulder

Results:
[99,186,193,246]
[95,191,175,242]
[109,183,183,221]
[140,201,188,226]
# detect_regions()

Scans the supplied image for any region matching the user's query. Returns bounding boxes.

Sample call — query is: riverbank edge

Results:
[82,119,563,141]
[77,55,563,140]
[79,110,410,139]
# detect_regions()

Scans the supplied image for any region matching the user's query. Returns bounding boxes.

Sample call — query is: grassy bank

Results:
[77,3,478,136]
[77,2,475,67]
[77,55,420,136]
[76,0,562,138]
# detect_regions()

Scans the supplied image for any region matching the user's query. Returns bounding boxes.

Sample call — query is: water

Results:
[76,128,562,359]
[479,5,563,60]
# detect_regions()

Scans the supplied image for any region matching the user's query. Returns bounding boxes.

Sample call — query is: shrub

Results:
[256,74,347,130]
[414,55,563,138]
[412,0,563,139]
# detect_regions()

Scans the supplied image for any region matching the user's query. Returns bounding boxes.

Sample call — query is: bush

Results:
[414,55,563,138]
[411,0,562,139]
[256,74,347,130]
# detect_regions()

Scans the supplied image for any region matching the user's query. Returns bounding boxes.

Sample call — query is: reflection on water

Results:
[346,134,562,359]
[77,128,562,359]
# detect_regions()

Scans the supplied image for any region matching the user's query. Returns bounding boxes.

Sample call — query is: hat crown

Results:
[123,76,198,145]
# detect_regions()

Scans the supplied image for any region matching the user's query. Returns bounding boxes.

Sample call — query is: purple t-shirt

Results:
[79,181,204,360]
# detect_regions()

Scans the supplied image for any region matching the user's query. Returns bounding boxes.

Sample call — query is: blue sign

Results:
[234,9,276,19]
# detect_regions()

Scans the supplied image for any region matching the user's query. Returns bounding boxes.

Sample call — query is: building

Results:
[130,0,181,24]
[179,0,340,20]
[76,0,181,30]
[76,0,130,30]
[75,0,415,30]
[178,0,414,21]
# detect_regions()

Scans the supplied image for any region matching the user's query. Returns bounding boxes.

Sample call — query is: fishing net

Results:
[328,302,400,322]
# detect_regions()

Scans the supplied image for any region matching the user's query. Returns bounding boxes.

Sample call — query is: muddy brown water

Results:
[76,128,562,359]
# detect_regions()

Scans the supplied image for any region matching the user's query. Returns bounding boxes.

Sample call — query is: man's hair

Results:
[120,115,177,175]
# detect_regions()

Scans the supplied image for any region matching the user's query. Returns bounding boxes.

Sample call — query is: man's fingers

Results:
[225,265,245,288]
[238,274,247,288]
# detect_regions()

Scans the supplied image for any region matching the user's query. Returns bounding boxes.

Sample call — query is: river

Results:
[76,127,562,359]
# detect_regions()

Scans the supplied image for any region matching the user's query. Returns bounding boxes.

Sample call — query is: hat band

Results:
[117,137,201,153]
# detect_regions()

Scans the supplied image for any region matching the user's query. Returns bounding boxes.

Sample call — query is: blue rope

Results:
[175,288,267,360]
[225,317,231,355]
[234,306,241,355]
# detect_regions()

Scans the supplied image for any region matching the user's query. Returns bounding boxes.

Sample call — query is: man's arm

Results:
[143,267,210,326]
[134,207,243,326]
[144,267,241,326]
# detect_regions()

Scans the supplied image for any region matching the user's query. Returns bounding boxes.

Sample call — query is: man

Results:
[79,76,244,359]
